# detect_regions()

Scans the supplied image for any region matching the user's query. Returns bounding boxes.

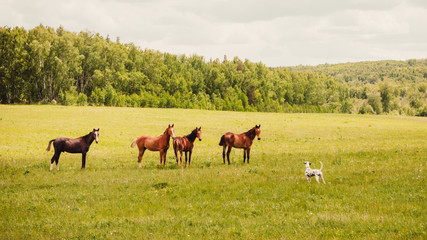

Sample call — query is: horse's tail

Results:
[173,138,177,150]
[131,138,138,148]
[46,139,55,152]
[173,138,178,156]
[319,161,323,171]
[219,135,225,146]
[173,138,184,151]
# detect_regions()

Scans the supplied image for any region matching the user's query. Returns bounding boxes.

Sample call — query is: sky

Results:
[1,0,427,67]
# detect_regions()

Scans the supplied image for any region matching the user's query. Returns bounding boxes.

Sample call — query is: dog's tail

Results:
[319,161,323,171]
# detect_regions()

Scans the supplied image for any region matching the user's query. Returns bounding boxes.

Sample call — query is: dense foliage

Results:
[288,61,427,116]
[1,25,426,115]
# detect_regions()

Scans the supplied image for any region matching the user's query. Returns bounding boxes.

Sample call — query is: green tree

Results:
[0,27,28,103]
[379,81,393,113]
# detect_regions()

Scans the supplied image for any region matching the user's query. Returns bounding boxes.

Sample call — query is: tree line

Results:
[1,25,426,115]
[287,60,427,116]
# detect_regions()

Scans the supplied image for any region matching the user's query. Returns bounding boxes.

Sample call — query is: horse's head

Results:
[92,128,100,143]
[255,125,261,140]
[167,124,175,140]
[196,127,202,141]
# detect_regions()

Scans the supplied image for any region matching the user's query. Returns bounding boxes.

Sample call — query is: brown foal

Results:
[173,127,202,168]
[131,124,175,167]
[219,125,261,164]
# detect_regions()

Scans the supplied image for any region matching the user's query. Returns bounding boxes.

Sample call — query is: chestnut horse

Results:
[219,125,261,164]
[46,128,99,170]
[131,124,175,167]
[173,127,202,168]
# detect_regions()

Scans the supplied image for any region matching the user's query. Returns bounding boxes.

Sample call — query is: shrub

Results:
[341,100,353,114]
[63,91,78,106]
[77,93,88,106]
[89,88,105,106]
[368,94,383,114]
[417,105,427,116]
[104,85,117,106]
[360,104,375,114]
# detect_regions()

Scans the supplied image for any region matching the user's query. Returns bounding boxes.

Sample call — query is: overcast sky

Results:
[1,0,426,67]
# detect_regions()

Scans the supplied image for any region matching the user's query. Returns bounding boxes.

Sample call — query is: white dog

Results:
[304,161,325,184]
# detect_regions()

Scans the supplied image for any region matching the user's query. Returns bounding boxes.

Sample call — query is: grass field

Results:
[0,105,426,239]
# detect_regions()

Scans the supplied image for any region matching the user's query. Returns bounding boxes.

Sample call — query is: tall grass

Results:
[0,105,426,239]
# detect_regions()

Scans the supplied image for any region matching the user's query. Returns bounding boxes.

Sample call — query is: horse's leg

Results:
[179,150,183,168]
[222,145,226,164]
[247,148,251,164]
[226,146,232,165]
[243,148,246,163]
[55,150,61,171]
[174,146,179,167]
[160,149,167,166]
[138,147,146,168]
[188,151,192,167]
[184,151,188,167]
[50,154,55,171]
[81,152,87,169]
[55,153,60,170]
[51,151,60,171]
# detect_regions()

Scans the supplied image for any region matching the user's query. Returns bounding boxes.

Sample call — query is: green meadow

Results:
[0,105,426,239]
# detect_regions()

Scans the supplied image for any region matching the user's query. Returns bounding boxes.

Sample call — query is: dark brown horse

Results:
[173,127,202,168]
[131,124,175,167]
[219,125,261,164]
[46,128,100,170]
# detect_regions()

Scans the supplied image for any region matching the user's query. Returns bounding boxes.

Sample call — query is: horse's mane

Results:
[160,127,172,138]
[82,132,92,139]
[81,132,94,142]
[162,127,170,136]
[184,128,198,142]
[245,127,256,134]
[244,127,257,139]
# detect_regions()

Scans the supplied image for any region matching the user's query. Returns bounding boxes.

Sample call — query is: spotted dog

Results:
[304,161,325,184]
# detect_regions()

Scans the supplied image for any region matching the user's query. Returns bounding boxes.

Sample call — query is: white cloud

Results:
[0,0,426,66]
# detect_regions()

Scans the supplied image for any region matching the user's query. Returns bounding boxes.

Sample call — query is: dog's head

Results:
[304,162,312,168]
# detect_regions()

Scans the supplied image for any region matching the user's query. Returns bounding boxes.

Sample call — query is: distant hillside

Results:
[285,60,427,116]
[1,25,426,116]
[286,59,427,84]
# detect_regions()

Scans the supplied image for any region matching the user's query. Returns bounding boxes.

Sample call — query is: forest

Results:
[1,25,426,116]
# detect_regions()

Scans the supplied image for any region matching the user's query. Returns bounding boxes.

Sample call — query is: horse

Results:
[173,127,202,168]
[219,125,261,164]
[131,124,175,167]
[46,128,100,170]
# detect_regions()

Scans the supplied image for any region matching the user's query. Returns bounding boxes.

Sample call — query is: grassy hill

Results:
[0,105,426,239]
